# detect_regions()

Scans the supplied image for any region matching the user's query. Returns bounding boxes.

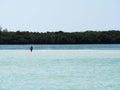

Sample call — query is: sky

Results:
[0,0,120,32]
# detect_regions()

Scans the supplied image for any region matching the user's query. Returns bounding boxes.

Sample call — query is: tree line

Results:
[0,28,120,44]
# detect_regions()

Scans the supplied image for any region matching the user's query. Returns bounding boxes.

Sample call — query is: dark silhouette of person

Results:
[30,45,33,52]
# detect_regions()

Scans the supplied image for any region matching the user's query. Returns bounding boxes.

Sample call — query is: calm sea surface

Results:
[0,44,120,50]
[0,44,120,90]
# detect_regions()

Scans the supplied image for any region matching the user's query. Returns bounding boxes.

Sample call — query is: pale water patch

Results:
[0,50,120,90]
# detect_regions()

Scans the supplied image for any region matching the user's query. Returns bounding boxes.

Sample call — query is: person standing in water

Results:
[30,45,33,52]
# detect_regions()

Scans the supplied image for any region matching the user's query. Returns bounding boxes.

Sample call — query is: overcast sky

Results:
[0,0,120,32]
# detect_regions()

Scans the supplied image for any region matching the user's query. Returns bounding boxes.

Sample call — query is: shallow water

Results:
[0,50,120,90]
[1,44,120,50]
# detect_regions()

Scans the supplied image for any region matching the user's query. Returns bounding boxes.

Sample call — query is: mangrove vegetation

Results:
[0,28,120,44]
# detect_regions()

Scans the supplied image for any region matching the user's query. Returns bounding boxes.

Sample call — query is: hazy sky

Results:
[0,0,120,32]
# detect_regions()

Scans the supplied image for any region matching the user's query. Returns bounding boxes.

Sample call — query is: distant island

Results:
[0,29,120,44]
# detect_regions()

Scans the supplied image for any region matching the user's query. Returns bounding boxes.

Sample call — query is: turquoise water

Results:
[0,44,120,50]
[0,45,120,90]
